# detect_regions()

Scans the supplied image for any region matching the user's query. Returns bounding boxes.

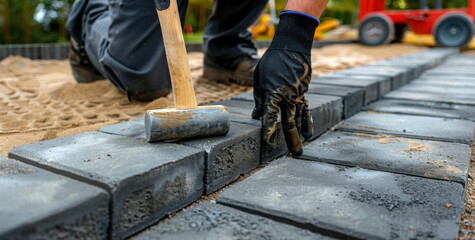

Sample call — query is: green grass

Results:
[184,32,204,43]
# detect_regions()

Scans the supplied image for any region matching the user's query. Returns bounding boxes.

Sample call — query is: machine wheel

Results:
[359,14,394,46]
[433,13,474,48]
[393,24,407,43]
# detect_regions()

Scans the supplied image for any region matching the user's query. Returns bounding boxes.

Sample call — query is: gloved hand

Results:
[252,12,320,156]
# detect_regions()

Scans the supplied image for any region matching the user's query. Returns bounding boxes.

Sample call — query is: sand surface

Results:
[0,43,425,156]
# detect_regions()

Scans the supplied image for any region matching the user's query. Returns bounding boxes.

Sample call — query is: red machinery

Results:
[358,0,475,47]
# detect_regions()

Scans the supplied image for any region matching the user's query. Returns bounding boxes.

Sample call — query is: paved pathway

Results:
[1,48,473,239]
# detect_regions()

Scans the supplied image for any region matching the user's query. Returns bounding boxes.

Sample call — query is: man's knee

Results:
[123,72,173,101]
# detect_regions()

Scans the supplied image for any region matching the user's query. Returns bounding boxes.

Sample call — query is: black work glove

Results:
[252,12,319,156]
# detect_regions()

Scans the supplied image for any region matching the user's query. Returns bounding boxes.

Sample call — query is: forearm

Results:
[284,0,329,18]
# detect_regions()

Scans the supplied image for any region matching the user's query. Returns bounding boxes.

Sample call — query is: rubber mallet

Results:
[145,0,230,142]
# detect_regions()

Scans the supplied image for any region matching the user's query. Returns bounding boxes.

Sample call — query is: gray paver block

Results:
[218,157,465,240]
[412,79,475,88]
[443,56,475,66]
[101,115,262,193]
[412,78,475,88]
[398,84,475,95]
[133,202,334,240]
[8,132,205,239]
[230,92,343,139]
[318,73,392,94]
[98,110,265,190]
[100,117,145,138]
[308,83,365,118]
[298,131,471,184]
[330,68,403,90]
[99,103,286,164]
[340,65,409,88]
[366,99,475,121]
[369,61,422,79]
[337,112,475,144]
[385,90,475,106]
[179,122,261,194]
[0,155,110,239]
[425,68,475,76]
[305,93,343,139]
[310,76,380,105]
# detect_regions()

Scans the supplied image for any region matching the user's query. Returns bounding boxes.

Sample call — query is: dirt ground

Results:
[459,136,475,239]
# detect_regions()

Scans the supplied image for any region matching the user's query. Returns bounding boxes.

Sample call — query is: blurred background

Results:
[0,0,472,44]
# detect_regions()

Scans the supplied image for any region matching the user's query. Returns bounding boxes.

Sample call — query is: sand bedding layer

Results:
[0,43,425,156]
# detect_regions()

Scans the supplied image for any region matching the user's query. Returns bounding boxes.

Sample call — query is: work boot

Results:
[69,38,105,83]
[203,54,259,86]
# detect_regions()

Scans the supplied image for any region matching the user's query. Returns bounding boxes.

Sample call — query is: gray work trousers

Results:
[66,0,268,101]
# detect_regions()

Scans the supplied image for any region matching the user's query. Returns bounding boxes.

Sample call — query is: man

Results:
[66,0,328,155]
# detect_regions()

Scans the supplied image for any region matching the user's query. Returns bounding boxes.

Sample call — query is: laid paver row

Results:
[204,53,474,239]
[0,48,458,239]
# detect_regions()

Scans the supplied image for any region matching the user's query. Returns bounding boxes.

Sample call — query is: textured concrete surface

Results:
[310,76,380,105]
[337,112,474,144]
[385,90,475,106]
[180,122,261,194]
[100,117,145,139]
[0,155,109,240]
[210,99,288,163]
[443,56,475,66]
[337,65,409,89]
[218,157,465,240]
[305,94,343,139]
[317,73,392,96]
[8,132,205,239]
[424,68,475,77]
[308,83,365,118]
[298,131,471,184]
[366,99,475,121]
[133,202,334,240]
[230,92,343,140]
[398,84,475,95]
[412,78,475,88]
[368,60,423,79]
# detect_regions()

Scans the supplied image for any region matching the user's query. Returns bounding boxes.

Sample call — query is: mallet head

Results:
[144,105,230,142]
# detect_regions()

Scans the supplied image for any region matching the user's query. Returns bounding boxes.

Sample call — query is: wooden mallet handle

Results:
[156,0,197,110]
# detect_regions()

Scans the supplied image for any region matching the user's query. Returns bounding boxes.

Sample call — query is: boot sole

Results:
[203,67,253,86]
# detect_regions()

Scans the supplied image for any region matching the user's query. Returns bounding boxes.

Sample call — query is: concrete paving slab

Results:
[385,90,475,106]
[207,100,289,163]
[398,84,475,95]
[316,74,392,97]
[420,75,475,82]
[425,68,475,77]
[310,76,380,105]
[368,61,420,80]
[133,202,334,240]
[366,99,475,121]
[443,56,475,66]
[8,132,205,239]
[218,157,465,240]
[180,122,261,194]
[308,83,365,118]
[0,155,109,239]
[411,79,475,88]
[230,92,343,140]
[337,112,475,144]
[423,71,475,78]
[305,94,343,140]
[342,65,410,87]
[298,131,471,184]
[331,67,405,90]
[100,117,145,139]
